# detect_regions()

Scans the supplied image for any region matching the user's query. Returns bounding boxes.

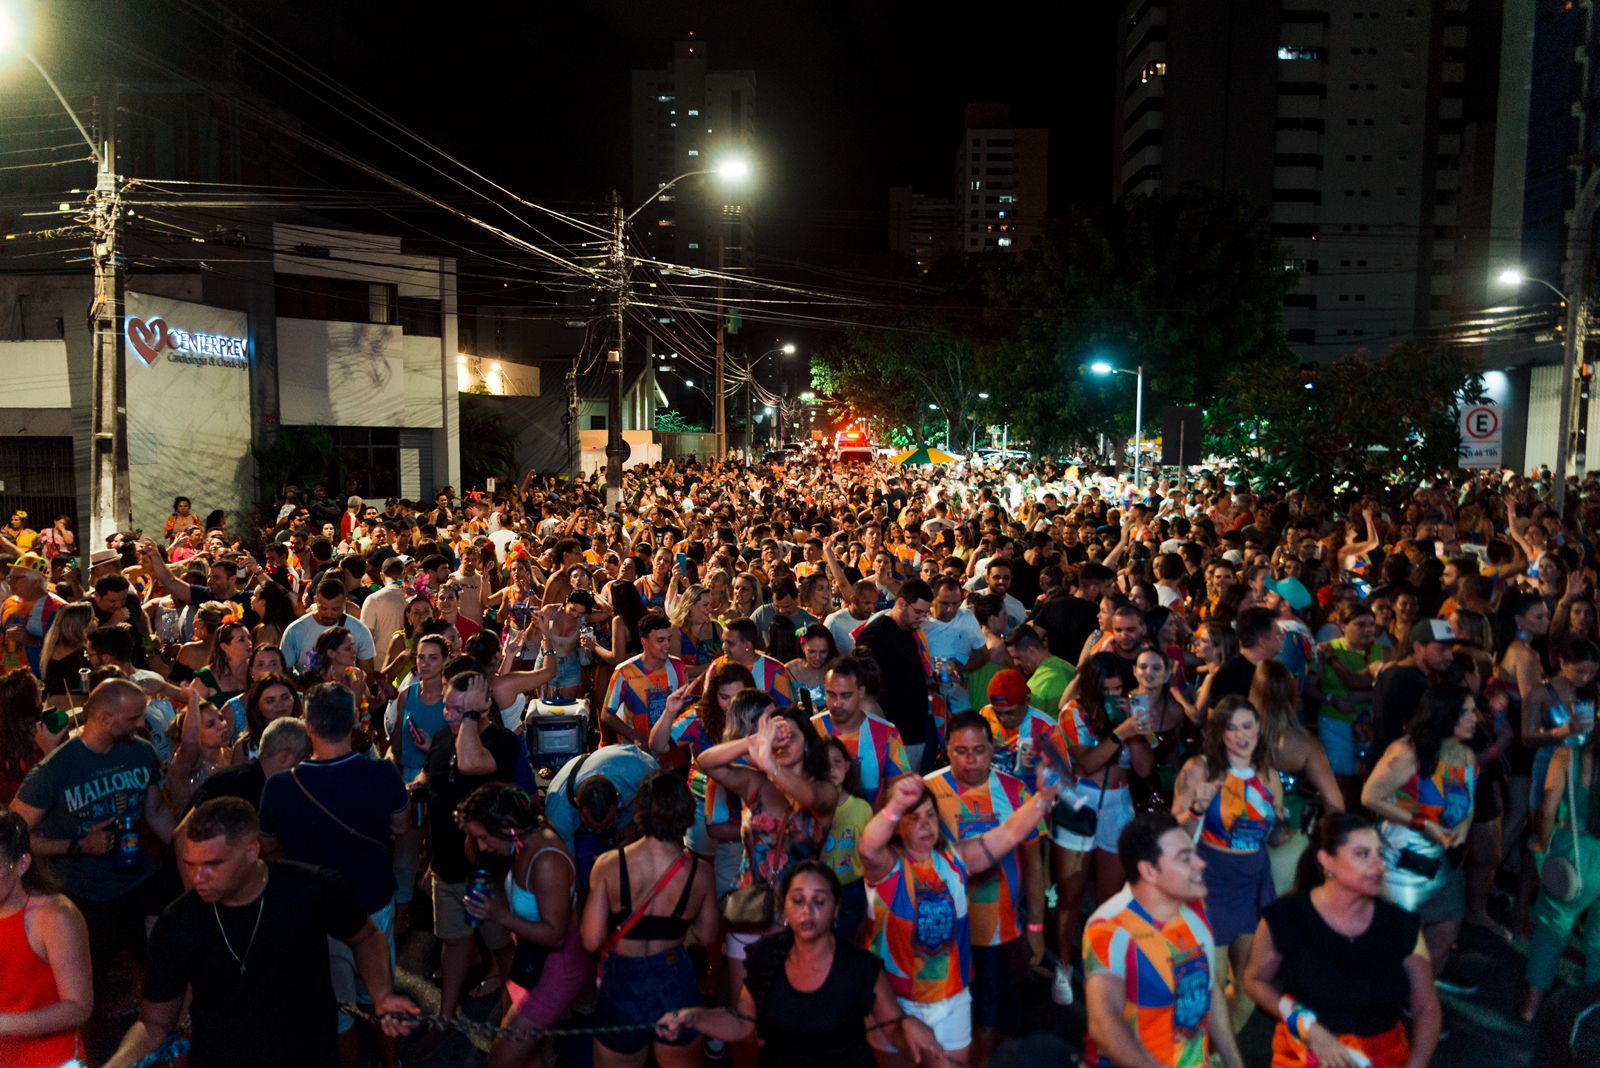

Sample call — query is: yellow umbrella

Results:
[891,446,960,465]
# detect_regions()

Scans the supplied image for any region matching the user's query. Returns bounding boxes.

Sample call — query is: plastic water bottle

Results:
[463,868,494,927]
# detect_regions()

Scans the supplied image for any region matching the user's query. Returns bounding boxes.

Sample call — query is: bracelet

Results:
[1279,994,1318,1042]
[1025,922,1045,933]
[1408,813,1427,832]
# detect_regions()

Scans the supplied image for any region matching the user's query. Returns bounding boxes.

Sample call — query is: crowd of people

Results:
[0,458,1596,1067]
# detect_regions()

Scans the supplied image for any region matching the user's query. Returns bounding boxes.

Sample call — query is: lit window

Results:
[998,210,1008,218]
[1278,46,1324,60]
[687,149,700,156]
[971,180,981,190]
[999,195,1017,204]
[657,94,674,102]
[687,242,700,249]
[687,109,700,116]
[1141,60,1167,83]
[997,237,1013,247]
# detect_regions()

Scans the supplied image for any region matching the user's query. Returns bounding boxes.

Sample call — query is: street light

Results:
[2,9,127,553]
[607,158,750,504]
[1500,263,1583,510]
[1089,360,1146,489]
[741,342,796,458]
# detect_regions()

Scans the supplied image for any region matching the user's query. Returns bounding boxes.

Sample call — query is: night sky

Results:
[152,1,1120,263]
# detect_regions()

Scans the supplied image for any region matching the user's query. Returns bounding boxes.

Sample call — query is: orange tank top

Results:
[0,901,80,1068]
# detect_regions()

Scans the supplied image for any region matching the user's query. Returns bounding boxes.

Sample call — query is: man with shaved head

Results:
[10,677,177,1053]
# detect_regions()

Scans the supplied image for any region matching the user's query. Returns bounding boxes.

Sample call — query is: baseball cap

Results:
[1267,577,1312,613]
[988,669,1031,707]
[1409,619,1462,645]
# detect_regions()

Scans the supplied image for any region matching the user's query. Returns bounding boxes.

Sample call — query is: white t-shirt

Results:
[923,609,986,665]
[279,611,377,672]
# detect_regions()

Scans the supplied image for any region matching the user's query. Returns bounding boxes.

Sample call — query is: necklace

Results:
[213,866,268,976]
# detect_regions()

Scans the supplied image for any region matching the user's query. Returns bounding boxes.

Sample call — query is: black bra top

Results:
[609,850,699,941]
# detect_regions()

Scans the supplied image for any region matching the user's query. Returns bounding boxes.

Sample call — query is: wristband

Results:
[1025,922,1045,933]
[1279,994,1318,1042]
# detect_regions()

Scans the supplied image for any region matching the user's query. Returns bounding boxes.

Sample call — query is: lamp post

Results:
[741,343,794,458]
[1500,240,1598,515]
[1090,360,1145,489]
[607,159,748,506]
[1,10,126,554]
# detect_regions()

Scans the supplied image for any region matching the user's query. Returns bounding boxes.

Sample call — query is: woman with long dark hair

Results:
[1361,684,1479,981]
[1175,694,1285,1029]
[595,579,648,666]
[230,672,301,763]
[0,809,93,1067]
[698,697,841,1019]
[458,783,588,1068]
[0,670,49,806]
[1251,660,1344,893]
[1046,650,1152,1007]
[580,771,719,1068]
[1243,812,1442,1068]
[654,859,946,1068]
[249,580,297,647]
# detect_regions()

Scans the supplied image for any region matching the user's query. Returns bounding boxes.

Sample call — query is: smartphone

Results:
[675,551,688,572]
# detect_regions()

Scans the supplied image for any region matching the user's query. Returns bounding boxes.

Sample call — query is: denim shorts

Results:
[595,947,702,1054]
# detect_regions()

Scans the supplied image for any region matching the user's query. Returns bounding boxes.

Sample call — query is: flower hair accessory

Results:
[221,602,245,625]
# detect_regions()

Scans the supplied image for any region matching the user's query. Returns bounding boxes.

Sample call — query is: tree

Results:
[654,410,708,434]
[983,184,1295,456]
[1205,343,1486,502]
[458,397,520,488]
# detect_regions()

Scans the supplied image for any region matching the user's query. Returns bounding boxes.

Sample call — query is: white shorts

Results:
[1049,781,1134,854]
[869,989,973,1053]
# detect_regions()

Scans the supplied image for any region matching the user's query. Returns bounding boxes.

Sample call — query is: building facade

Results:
[956,104,1050,254]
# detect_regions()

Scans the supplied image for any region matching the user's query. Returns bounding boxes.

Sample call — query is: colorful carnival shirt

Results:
[978,703,1057,779]
[925,767,1040,947]
[812,709,909,806]
[1198,768,1279,853]
[1082,894,1217,1068]
[868,845,971,1004]
[700,653,796,708]
[603,654,689,760]
[1396,748,1477,831]
[636,575,670,613]
[676,624,723,669]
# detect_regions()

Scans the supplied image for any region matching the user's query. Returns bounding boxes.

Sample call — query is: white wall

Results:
[0,341,70,408]
[124,292,253,537]
[277,318,406,426]
[1522,364,1600,475]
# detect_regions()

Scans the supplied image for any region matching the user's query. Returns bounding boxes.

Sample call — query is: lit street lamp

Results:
[741,343,795,457]
[1090,360,1145,489]
[607,158,749,506]
[1500,263,1583,512]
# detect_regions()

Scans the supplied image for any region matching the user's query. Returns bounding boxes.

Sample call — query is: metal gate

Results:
[0,436,78,536]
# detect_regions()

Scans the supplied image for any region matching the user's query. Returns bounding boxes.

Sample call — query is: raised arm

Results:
[956,783,1053,877]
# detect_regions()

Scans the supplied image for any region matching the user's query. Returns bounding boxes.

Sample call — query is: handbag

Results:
[1543,748,1586,904]
[1053,765,1110,839]
[1395,847,1445,879]
[722,807,791,930]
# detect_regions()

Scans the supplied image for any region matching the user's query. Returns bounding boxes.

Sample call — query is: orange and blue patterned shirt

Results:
[812,709,910,806]
[925,767,1040,947]
[1082,891,1216,1068]
[867,845,970,1004]
[603,654,688,755]
[1198,768,1280,853]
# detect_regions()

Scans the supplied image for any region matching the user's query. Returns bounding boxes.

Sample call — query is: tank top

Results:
[1200,767,1278,852]
[396,681,447,781]
[505,846,577,922]
[608,851,700,941]
[1394,746,1477,831]
[0,901,80,1068]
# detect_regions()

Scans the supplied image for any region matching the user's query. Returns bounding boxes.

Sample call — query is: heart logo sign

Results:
[126,317,171,366]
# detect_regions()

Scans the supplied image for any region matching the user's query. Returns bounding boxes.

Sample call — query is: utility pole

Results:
[1555,166,1600,516]
[606,190,625,510]
[713,230,728,461]
[88,84,128,553]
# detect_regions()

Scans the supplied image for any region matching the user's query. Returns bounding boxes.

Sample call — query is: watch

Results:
[462,709,482,723]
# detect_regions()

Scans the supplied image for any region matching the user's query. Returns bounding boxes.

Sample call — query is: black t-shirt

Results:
[1210,655,1259,705]
[748,934,880,1068]
[1372,664,1430,757]
[1261,892,1419,1036]
[425,722,519,882]
[1033,595,1098,663]
[143,861,367,1068]
[856,615,930,745]
[188,760,267,815]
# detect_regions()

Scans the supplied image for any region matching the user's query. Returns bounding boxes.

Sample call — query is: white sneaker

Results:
[1052,964,1075,1006]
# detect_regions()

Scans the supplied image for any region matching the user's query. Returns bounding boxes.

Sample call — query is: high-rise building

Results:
[888,187,958,274]
[956,104,1049,254]
[1113,0,1476,360]
[630,36,757,273]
